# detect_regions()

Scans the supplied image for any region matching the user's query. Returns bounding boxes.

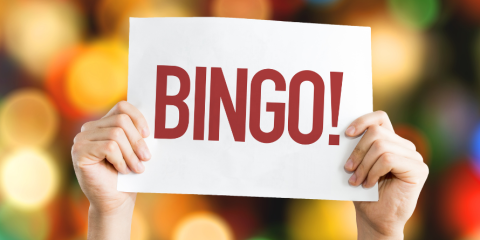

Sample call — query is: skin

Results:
[71,102,428,239]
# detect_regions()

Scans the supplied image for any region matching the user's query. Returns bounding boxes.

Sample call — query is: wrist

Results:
[356,215,404,240]
[87,196,136,240]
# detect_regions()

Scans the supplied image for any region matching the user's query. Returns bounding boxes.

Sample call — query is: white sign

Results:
[119,17,377,201]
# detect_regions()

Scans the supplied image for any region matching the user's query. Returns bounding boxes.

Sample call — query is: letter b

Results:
[155,65,190,139]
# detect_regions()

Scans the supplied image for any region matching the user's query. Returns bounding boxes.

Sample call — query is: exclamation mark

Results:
[329,72,343,145]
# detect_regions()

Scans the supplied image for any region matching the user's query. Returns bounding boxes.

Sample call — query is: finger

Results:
[82,114,151,161]
[104,101,150,138]
[348,139,423,186]
[76,128,147,173]
[362,153,429,188]
[345,111,394,137]
[72,140,133,174]
[344,125,415,172]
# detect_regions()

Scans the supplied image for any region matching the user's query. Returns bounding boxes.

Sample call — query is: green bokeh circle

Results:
[388,0,440,29]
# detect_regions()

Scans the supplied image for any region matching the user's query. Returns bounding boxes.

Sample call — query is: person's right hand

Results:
[71,101,151,239]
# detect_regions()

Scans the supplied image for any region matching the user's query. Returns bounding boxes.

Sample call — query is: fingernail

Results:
[349,173,357,185]
[142,127,150,138]
[120,165,130,174]
[346,126,356,136]
[138,139,151,160]
[140,147,152,161]
[143,147,151,160]
[345,158,353,170]
[137,161,145,173]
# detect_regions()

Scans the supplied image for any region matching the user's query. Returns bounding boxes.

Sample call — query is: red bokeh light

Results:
[440,161,480,237]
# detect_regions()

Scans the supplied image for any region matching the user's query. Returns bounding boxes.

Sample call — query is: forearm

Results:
[356,215,404,240]
[87,200,136,240]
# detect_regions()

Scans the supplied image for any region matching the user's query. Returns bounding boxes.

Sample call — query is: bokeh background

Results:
[0,0,479,239]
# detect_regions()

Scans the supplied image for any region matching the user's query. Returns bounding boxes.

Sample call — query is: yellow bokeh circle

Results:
[97,0,195,44]
[371,21,425,108]
[173,212,233,240]
[0,88,59,148]
[4,0,83,78]
[66,39,128,114]
[0,148,59,209]
[340,11,425,110]
[131,209,150,240]
[288,200,357,239]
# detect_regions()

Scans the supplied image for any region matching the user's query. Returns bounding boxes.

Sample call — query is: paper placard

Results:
[118,17,377,201]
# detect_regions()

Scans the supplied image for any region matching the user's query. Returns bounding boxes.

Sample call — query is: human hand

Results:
[345,111,429,240]
[71,101,151,239]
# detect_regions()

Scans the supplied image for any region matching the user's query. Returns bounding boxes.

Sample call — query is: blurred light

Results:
[0,148,59,209]
[4,0,83,79]
[46,191,89,239]
[0,88,59,148]
[153,194,211,239]
[470,123,480,172]
[394,125,430,164]
[440,161,480,237]
[211,0,271,20]
[404,202,424,239]
[66,39,128,115]
[173,212,233,240]
[371,20,425,109]
[269,0,304,20]
[131,209,150,240]
[450,0,480,22]
[46,46,87,119]
[308,0,338,6]
[97,0,194,43]
[0,204,49,239]
[340,12,425,110]
[415,83,479,172]
[0,0,6,47]
[68,191,90,238]
[388,0,440,29]
[288,200,357,239]
[46,193,88,239]
[215,196,260,239]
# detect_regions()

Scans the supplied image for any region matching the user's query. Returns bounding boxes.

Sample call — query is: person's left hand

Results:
[345,111,429,240]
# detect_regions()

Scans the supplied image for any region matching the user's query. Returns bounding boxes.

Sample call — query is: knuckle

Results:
[105,141,118,153]
[73,133,82,144]
[355,118,367,127]
[117,101,129,112]
[71,143,81,156]
[81,121,92,132]
[110,127,125,139]
[376,110,389,120]
[368,125,383,138]
[421,163,430,176]
[381,153,394,166]
[415,151,424,162]
[117,114,130,126]
[407,140,417,151]
[373,139,387,152]
[71,141,86,159]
